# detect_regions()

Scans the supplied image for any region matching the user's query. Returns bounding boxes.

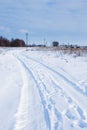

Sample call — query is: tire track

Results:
[21,54,87,129]
[23,53,87,97]
[13,56,47,130]
[13,57,31,130]
[18,55,64,130]
[22,54,87,105]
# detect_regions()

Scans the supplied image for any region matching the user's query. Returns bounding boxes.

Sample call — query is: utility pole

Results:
[43,38,47,46]
[26,32,28,45]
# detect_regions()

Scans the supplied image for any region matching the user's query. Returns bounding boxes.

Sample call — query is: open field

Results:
[0,47,87,130]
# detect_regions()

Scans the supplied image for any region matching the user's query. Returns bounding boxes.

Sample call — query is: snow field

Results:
[0,48,87,130]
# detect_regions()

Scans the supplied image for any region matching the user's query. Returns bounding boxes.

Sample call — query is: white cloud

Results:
[0,0,87,45]
[19,29,29,34]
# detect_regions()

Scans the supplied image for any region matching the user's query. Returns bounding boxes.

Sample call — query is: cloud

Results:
[0,0,87,45]
[19,29,29,34]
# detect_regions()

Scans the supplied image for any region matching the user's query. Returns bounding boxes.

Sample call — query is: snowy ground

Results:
[0,47,87,130]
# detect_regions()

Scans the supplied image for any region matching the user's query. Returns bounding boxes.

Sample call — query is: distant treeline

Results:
[0,36,26,47]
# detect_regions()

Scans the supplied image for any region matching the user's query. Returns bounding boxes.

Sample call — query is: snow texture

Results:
[0,47,87,130]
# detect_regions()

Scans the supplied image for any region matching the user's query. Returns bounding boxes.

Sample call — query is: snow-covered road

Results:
[0,48,87,130]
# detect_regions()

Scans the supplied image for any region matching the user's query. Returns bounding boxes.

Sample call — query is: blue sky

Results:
[0,0,87,45]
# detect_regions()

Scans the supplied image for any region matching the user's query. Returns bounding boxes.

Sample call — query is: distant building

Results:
[52,41,59,46]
